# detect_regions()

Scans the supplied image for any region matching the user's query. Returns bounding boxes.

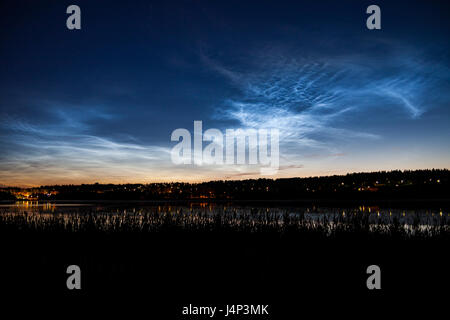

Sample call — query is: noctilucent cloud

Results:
[0,0,449,186]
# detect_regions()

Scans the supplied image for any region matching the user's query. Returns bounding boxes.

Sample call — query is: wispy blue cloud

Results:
[205,43,448,160]
[0,105,174,185]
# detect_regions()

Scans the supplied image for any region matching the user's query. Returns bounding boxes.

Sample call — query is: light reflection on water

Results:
[0,201,92,208]
[1,201,449,221]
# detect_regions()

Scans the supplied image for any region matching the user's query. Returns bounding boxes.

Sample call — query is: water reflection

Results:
[0,201,448,235]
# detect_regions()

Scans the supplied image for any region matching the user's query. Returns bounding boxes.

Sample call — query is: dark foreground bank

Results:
[0,226,448,318]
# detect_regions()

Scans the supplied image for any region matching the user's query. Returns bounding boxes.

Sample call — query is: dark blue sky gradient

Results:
[1,0,449,185]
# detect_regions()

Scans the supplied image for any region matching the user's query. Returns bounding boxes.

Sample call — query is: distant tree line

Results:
[0,191,16,201]
[1,169,449,201]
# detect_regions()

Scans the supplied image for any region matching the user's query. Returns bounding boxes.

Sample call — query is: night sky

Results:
[1,0,449,186]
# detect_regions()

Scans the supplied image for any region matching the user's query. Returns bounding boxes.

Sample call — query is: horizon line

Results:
[1,168,448,189]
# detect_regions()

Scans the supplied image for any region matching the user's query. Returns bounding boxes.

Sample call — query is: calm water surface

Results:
[1,201,448,226]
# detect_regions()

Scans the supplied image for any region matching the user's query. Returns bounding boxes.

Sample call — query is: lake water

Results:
[0,201,448,233]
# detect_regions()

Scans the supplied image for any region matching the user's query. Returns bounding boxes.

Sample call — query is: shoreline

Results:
[2,198,450,209]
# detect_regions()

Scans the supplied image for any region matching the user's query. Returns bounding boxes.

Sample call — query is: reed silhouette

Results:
[0,205,448,238]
